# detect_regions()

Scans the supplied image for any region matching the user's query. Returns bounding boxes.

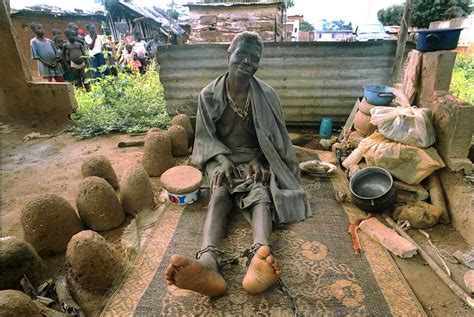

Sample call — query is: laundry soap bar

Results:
[359,217,418,258]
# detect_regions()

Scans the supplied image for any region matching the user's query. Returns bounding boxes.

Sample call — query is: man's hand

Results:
[246,157,270,185]
[213,155,241,188]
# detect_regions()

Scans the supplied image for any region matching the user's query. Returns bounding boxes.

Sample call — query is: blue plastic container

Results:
[319,117,333,139]
[363,85,394,106]
[416,28,463,52]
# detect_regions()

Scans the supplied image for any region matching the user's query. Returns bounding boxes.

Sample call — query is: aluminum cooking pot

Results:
[349,167,397,213]
[363,85,394,106]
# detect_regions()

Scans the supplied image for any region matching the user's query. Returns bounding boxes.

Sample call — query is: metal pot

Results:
[349,167,397,213]
[363,85,394,106]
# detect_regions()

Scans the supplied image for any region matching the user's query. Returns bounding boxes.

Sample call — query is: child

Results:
[63,28,90,91]
[53,35,75,82]
[119,44,140,72]
[29,22,64,82]
[132,35,147,73]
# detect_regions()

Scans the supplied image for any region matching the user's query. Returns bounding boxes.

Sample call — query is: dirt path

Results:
[1,124,472,316]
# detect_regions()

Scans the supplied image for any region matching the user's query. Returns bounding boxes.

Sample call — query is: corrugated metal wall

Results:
[158,41,413,126]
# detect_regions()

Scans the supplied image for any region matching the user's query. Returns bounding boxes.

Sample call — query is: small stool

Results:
[160,165,203,205]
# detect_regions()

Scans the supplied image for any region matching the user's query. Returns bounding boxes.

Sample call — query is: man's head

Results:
[52,28,61,36]
[85,23,96,35]
[124,33,134,44]
[227,31,263,79]
[29,22,44,36]
[64,28,77,41]
[67,23,79,33]
[228,31,263,56]
[125,44,133,53]
[53,35,64,48]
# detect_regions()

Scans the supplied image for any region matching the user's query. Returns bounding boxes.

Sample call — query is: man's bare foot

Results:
[164,254,227,297]
[242,245,282,294]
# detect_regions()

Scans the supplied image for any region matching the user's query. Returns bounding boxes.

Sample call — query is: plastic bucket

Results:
[416,28,463,52]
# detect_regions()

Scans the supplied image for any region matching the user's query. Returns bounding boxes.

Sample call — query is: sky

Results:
[11,0,406,27]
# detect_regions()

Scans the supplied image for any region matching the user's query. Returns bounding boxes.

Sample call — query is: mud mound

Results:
[172,114,194,145]
[0,290,41,317]
[120,164,154,215]
[81,155,119,189]
[0,237,44,290]
[141,132,173,177]
[66,230,124,292]
[21,194,84,256]
[76,177,125,231]
[146,128,161,136]
[168,125,188,156]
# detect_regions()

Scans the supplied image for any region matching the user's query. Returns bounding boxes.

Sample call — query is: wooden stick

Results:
[56,276,85,317]
[384,216,474,308]
[117,140,145,148]
[392,0,413,83]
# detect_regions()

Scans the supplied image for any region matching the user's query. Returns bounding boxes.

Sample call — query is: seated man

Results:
[165,32,311,297]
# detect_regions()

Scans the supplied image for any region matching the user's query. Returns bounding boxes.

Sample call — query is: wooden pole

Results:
[392,0,413,84]
[384,216,474,308]
[167,0,174,46]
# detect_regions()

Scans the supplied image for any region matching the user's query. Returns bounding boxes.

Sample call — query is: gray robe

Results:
[192,73,312,225]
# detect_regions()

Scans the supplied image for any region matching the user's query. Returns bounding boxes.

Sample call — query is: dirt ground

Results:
[1,123,472,316]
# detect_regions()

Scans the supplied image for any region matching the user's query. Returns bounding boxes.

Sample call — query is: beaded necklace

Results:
[225,77,251,118]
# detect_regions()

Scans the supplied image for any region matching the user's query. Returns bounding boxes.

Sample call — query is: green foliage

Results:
[379,0,472,28]
[69,63,171,139]
[378,4,404,26]
[322,19,352,31]
[299,21,314,32]
[450,54,474,105]
[412,0,471,28]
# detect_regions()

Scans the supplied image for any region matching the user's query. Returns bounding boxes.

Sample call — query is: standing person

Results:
[164,31,311,297]
[132,35,147,73]
[53,35,74,82]
[85,23,106,77]
[63,28,90,91]
[67,23,85,45]
[116,32,134,62]
[29,22,64,82]
[146,31,162,61]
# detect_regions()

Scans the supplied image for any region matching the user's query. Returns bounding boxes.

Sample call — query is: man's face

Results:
[66,32,76,41]
[228,40,261,79]
[33,24,45,36]
[54,38,64,48]
[89,25,96,35]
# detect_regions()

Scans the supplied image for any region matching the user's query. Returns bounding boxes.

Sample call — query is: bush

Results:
[450,54,474,105]
[69,63,171,139]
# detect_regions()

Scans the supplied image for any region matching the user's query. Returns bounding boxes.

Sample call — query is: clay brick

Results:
[417,51,457,104]
[359,217,418,258]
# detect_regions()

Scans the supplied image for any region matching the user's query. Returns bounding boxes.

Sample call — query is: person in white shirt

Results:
[85,23,106,76]
[132,35,148,73]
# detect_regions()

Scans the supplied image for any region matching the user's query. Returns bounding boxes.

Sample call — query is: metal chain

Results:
[241,243,298,317]
[195,245,240,269]
[196,244,298,316]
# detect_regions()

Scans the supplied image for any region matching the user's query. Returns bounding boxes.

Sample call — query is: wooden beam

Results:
[392,0,413,84]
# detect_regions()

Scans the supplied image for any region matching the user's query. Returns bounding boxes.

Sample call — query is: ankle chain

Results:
[195,245,239,269]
